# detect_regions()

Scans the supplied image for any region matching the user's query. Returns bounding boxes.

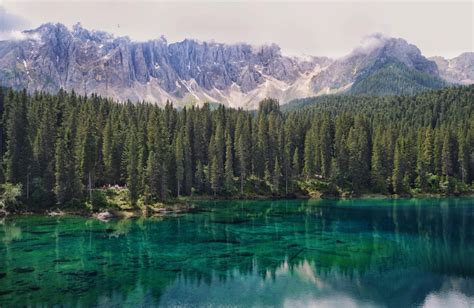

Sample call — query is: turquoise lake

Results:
[0,198,473,307]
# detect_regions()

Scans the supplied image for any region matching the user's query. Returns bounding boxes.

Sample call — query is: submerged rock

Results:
[29,285,41,291]
[0,290,13,296]
[204,239,241,244]
[66,270,98,277]
[27,230,52,235]
[53,257,79,264]
[13,267,35,273]
[14,280,27,286]
[94,211,114,222]
[236,252,254,257]
[211,219,250,225]
[48,210,66,216]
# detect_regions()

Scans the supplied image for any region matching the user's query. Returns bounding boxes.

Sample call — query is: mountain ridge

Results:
[0,23,471,108]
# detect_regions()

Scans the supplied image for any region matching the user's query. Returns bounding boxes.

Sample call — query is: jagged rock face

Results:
[309,35,441,94]
[430,53,474,85]
[0,23,325,108]
[0,24,471,108]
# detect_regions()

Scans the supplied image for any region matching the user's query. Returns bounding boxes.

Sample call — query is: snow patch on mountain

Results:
[0,23,471,108]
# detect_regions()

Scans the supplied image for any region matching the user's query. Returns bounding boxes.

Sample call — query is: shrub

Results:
[0,183,23,211]
[298,179,338,198]
[91,190,109,209]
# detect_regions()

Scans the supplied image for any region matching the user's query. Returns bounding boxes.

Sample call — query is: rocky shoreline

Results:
[2,193,471,220]
[0,202,199,220]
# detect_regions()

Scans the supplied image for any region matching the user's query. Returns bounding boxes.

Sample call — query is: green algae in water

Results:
[0,198,473,307]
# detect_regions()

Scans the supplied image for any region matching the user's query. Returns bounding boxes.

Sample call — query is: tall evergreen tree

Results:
[224,131,234,193]
[292,148,300,190]
[126,127,140,204]
[392,139,406,194]
[320,116,333,179]
[78,119,97,200]
[175,130,184,197]
[55,111,82,205]
[303,128,316,177]
[371,127,387,193]
[442,130,457,177]
[4,90,32,197]
[272,158,281,193]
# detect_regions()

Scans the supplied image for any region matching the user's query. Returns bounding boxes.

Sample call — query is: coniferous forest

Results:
[0,86,473,211]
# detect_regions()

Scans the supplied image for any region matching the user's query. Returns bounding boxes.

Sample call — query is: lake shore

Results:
[2,191,472,220]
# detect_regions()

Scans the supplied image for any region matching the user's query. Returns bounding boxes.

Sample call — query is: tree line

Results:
[0,86,473,208]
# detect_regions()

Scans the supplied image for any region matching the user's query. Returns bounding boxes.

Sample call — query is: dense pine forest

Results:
[0,86,473,212]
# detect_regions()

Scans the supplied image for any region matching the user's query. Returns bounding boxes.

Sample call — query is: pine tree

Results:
[183,128,193,195]
[175,130,184,197]
[127,128,139,204]
[224,131,234,193]
[442,130,457,177]
[102,117,114,183]
[292,148,300,190]
[272,158,281,193]
[371,128,387,193]
[392,139,406,194]
[433,129,444,176]
[4,90,32,197]
[79,119,97,200]
[54,137,68,205]
[303,128,316,177]
[32,100,56,203]
[210,154,221,195]
[235,114,251,195]
[210,122,225,195]
[55,112,82,205]
[347,118,370,192]
[458,131,470,184]
[194,160,206,193]
[255,115,268,178]
[416,128,433,191]
[236,135,247,195]
[146,150,160,199]
[332,113,352,186]
[320,116,333,179]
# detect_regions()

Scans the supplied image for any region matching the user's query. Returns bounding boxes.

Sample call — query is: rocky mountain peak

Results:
[430,52,474,85]
[0,24,471,108]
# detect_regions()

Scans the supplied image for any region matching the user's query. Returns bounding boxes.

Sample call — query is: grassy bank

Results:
[1,179,472,218]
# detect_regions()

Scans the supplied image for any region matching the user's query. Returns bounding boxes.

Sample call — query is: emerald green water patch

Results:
[0,198,473,306]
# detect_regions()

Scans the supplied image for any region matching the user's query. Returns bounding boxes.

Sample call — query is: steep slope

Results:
[310,34,445,95]
[0,23,330,108]
[430,53,474,85]
[350,58,447,95]
[0,24,470,107]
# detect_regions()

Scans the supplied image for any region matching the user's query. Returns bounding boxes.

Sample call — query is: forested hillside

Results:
[0,86,473,211]
[349,59,447,95]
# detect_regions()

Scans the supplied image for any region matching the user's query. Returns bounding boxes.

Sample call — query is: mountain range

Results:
[0,23,472,108]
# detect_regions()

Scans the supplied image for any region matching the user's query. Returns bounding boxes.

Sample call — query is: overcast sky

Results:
[1,0,472,58]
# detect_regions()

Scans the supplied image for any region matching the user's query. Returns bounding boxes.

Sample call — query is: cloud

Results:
[352,33,388,56]
[0,7,30,31]
[0,6,31,41]
[0,30,40,41]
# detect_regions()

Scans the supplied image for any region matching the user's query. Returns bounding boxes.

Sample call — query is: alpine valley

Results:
[0,23,472,108]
